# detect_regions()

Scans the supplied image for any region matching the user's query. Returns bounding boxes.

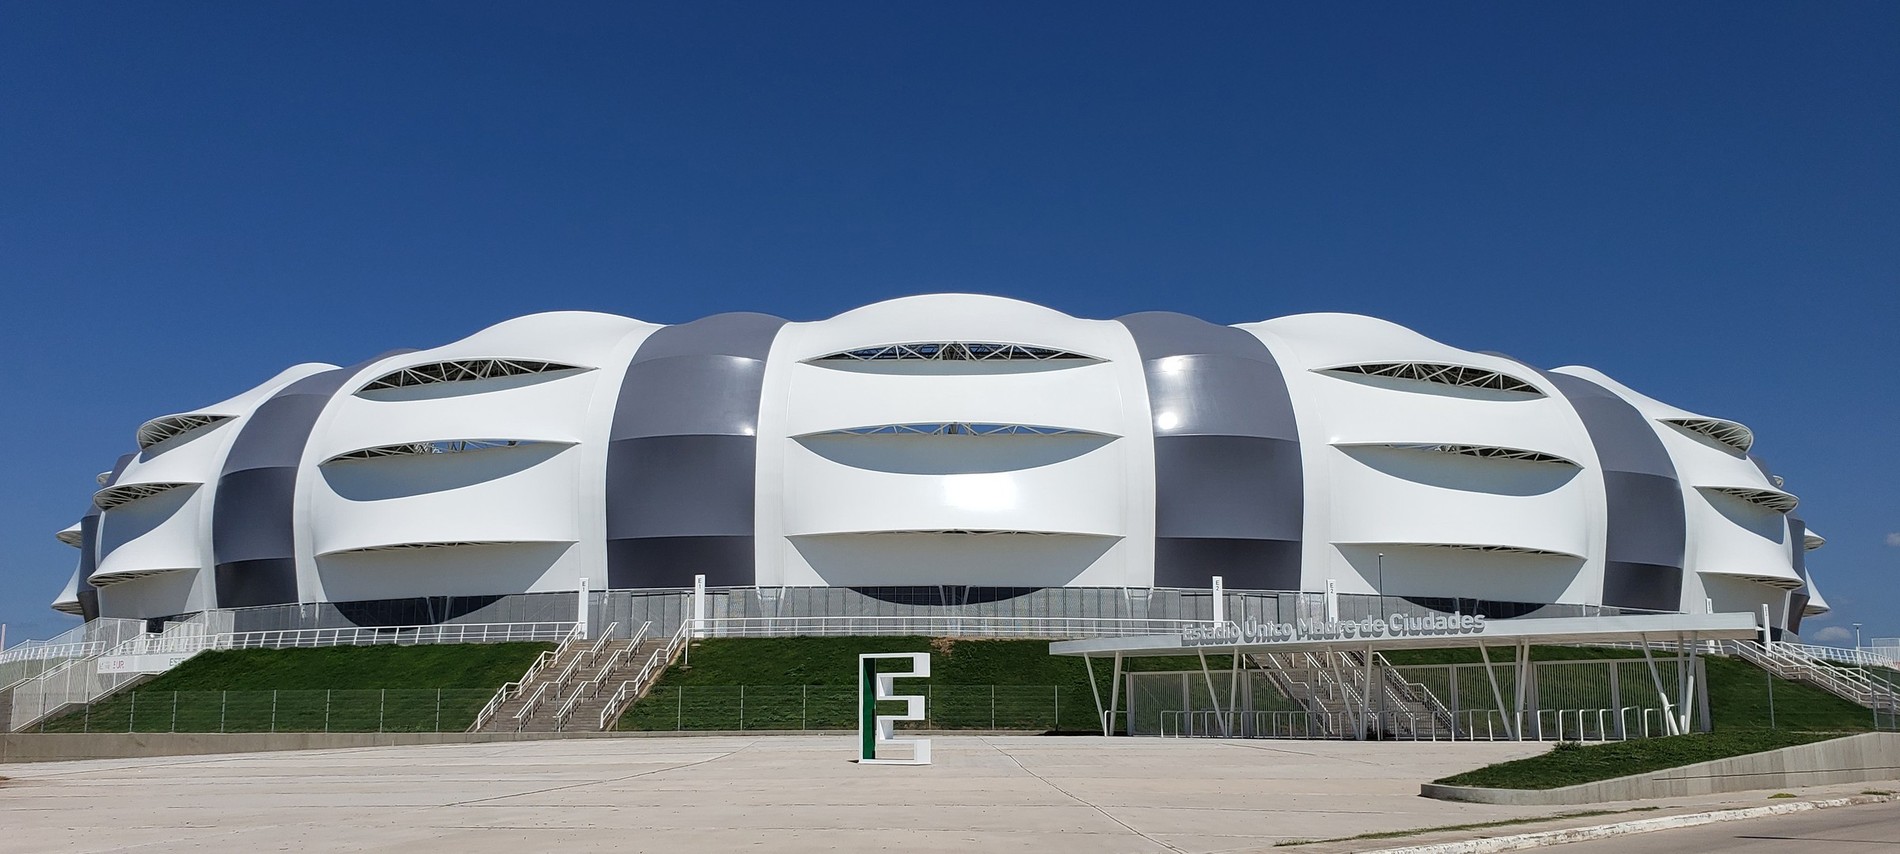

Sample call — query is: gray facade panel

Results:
[211,467,302,565]
[1153,436,1303,541]
[214,558,301,609]
[603,313,786,588]
[1602,471,1686,568]
[622,312,784,363]
[1788,515,1807,578]
[1142,354,1300,439]
[220,388,338,473]
[76,511,101,621]
[1118,312,1298,440]
[1120,312,1304,583]
[604,435,757,539]
[1154,538,1301,591]
[1601,561,1683,613]
[611,355,771,439]
[1119,311,1281,362]
[75,454,133,618]
[1544,373,1675,476]
[1545,371,1686,610]
[211,366,358,609]
[607,536,754,589]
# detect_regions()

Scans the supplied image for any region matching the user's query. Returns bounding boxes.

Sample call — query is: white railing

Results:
[5,619,579,734]
[579,622,621,665]
[1,641,106,664]
[1,618,147,693]
[512,681,555,729]
[204,621,576,652]
[598,620,693,731]
[0,618,143,664]
[1732,640,1900,712]
[703,616,1204,639]
[551,622,656,731]
[470,623,588,732]
[6,616,211,731]
[1777,642,1895,669]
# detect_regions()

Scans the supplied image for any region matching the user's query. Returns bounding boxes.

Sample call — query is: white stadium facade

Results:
[51,294,1828,639]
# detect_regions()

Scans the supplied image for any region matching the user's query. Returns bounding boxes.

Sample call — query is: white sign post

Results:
[858,652,931,765]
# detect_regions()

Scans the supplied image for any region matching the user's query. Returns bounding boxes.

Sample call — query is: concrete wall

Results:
[1423,732,1900,805]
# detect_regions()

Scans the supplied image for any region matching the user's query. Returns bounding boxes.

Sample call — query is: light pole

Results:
[1854,623,1863,651]
[1377,553,1386,619]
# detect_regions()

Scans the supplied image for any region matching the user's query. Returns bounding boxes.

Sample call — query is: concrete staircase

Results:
[1733,641,1900,715]
[1249,650,1455,740]
[530,637,668,732]
[470,622,677,734]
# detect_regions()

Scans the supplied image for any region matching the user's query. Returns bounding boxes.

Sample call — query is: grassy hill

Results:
[34,642,550,734]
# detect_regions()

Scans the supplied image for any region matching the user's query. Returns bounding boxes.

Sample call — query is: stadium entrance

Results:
[1051,612,1763,742]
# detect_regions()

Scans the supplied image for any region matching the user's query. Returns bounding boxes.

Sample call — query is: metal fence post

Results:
[128,692,136,733]
[271,690,278,734]
[435,689,442,733]
[991,685,996,730]
[677,687,683,731]
[801,685,808,731]
[1054,686,1059,730]
[220,690,227,733]
[324,689,331,733]
[379,688,386,733]
[171,692,178,733]
[740,686,746,731]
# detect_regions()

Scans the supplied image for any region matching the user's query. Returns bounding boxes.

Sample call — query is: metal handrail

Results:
[598,620,693,731]
[469,623,587,731]
[549,622,661,730]
[513,681,554,729]
[581,622,621,665]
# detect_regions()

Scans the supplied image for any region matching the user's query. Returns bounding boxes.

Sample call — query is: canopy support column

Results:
[1479,642,1514,740]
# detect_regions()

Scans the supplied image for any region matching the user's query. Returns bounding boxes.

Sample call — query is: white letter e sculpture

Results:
[857,652,930,765]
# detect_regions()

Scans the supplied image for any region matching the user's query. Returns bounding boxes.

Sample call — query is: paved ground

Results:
[1549,800,1900,853]
[0,735,1893,853]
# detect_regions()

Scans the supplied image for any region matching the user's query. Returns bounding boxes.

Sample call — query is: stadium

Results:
[51,293,1824,636]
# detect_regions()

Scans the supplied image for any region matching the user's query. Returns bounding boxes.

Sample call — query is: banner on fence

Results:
[97,652,197,674]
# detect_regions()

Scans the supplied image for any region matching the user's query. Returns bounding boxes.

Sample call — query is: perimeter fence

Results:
[28,689,496,734]
[618,685,1096,732]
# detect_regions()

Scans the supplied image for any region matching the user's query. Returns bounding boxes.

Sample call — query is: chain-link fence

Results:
[619,685,1096,732]
[29,689,496,734]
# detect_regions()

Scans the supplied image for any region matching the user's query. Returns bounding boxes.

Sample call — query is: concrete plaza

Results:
[0,735,1892,853]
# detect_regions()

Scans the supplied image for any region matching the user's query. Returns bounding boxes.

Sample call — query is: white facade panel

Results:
[53,297,1816,633]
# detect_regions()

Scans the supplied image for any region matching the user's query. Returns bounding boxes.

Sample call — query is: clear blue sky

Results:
[2,2,1894,644]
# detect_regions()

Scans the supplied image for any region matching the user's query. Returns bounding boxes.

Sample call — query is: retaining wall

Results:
[1423,732,1900,805]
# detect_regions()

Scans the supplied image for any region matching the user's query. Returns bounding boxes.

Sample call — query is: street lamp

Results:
[1854,623,1863,651]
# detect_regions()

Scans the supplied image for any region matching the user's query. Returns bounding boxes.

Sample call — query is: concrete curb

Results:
[1363,793,1895,854]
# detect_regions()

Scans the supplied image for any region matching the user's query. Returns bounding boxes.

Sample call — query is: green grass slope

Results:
[618,636,1183,732]
[35,642,551,734]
